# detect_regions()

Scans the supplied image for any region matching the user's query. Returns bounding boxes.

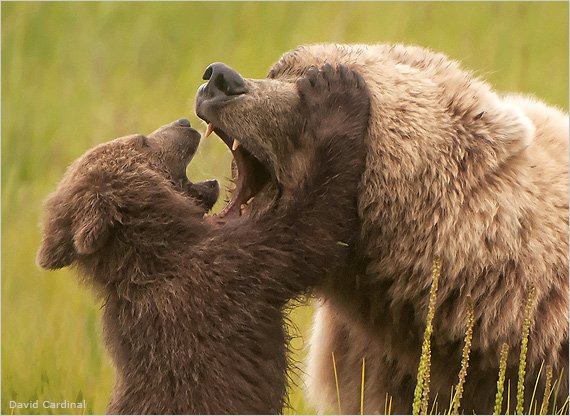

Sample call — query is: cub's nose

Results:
[202,62,248,96]
[177,118,191,127]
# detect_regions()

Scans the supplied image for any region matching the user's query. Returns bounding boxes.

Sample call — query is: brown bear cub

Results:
[37,65,370,414]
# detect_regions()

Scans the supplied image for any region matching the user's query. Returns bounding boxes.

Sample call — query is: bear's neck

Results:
[364,147,535,273]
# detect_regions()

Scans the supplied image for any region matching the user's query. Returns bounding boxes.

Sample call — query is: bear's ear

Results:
[490,99,535,156]
[467,93,535,163]
[36,193,77,270]
[72,193,115,255]
[36,229,76,270]
[37,187,116,269]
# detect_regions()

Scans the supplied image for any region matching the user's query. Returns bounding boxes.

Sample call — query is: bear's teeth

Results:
[232,139,241,151]
[205,123,214,138]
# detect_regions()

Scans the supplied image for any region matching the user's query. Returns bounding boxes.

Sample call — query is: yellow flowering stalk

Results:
[412,256,441,415]
[516,285,536,415]
[539,365,553,415]
[452,296,474,414]
[420,345,432,414]
[494,343,510,415]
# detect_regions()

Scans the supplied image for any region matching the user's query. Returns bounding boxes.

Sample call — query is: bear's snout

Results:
[148,119,201,144]
[177,118,191,127]
[146,119,202,168]
[151,118,195,132]
[203,62,248,96]
[198,62,248,101]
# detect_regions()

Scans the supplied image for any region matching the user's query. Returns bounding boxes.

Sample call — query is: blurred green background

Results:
[2,2,568,414]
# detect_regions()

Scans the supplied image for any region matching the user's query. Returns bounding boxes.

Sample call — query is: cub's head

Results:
[37,119,219,270]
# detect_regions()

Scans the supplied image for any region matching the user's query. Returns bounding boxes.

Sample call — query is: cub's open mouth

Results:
[204,122,271,219]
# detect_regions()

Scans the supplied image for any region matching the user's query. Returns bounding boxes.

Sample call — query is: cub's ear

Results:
[36,193,76,270]
[72,192,115,255]
[36,228,75,270]
[37,187,116,269]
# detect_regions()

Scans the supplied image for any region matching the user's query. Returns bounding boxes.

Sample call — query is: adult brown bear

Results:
[36,65,370,414]
[195,43,569,414]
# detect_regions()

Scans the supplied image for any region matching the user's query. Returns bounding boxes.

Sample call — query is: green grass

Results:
[2,2,568,414]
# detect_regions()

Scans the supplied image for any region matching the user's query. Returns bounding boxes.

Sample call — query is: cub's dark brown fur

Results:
[37,66,370,414]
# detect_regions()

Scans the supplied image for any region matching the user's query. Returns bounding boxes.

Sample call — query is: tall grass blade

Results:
[556,396,569,415]
[507,379,511,415]
[551,367,564,414]
[413,256,441,415]
[331,352,342,414]
[430,392,439,415]
[360,357,365,416]
[385,393,393,415]
[527,361,544,415]
[516,285,536,415]
[494,343,510,415]
[447,385,455,415]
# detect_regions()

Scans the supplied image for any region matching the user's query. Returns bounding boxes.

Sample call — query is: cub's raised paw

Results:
[297,64,370,138]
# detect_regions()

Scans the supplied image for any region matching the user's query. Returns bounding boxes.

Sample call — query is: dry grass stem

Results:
[331,352,342,414]
[360,357,365,416]
[527,361,544,414]
[384,393,393,415]
[507,379,512,415]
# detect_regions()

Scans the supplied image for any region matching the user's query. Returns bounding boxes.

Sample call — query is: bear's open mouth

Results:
[204,123,271,219]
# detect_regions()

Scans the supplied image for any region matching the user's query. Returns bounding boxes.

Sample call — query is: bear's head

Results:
[195,44,535,227]
[195,62,308,220]
[37,119,219,271]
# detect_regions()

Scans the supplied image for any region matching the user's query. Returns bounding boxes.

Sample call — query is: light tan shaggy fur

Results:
[266,44,569,414]
[252,45,568,413]
[194,43,568,413]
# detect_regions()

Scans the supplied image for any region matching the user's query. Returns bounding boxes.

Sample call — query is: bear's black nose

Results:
[177,118,191,127]
[202,63,248,96]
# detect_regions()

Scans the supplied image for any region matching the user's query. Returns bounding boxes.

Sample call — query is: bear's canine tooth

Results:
[205,123,214,138]
[232,139,241,151]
